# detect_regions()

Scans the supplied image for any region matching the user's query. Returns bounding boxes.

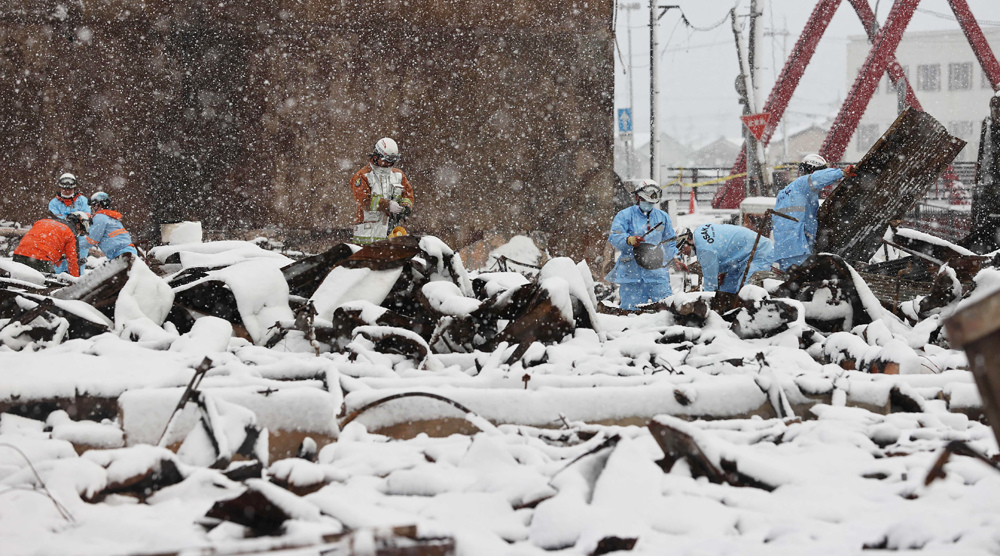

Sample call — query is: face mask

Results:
[639,201,655,212]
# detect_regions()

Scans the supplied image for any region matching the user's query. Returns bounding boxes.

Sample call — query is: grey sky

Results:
[615,0,1000,149]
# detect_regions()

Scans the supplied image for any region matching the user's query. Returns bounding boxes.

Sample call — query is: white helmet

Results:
[633,179,662,203]
[799,153,828,174]
[372,137,400,165]
[57,173,77,197]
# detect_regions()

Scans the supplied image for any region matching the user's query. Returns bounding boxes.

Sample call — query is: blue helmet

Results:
[91,191,111,209]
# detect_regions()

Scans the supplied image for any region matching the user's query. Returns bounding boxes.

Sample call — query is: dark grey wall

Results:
[0,0,614,261]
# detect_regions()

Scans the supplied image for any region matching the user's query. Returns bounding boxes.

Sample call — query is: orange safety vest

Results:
[13,218,80,276]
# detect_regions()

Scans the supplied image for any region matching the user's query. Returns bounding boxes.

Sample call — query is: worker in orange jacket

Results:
[349,137,414,244]
[12,213,89,277]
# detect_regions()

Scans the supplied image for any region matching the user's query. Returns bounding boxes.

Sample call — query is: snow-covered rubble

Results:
[1,233,1000,554]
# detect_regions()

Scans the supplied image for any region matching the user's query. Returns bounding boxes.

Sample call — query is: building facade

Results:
[845,28,1000,164]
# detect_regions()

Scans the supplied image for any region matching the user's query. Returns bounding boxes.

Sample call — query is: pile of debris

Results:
[0,235,600,369]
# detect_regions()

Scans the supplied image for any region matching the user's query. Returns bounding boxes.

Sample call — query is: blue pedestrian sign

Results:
[617,108,632,133]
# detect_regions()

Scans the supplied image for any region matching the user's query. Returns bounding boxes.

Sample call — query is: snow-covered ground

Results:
[1,230,999,555]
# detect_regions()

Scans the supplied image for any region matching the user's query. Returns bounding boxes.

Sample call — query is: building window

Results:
[948,121,973,139]
[949,63,972,90]
[857,123,880,152]
[917,64,940,91]
[948,121,974,162]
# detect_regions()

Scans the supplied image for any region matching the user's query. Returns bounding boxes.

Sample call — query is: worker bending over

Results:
[677,223,774,294]
[13,212,89,277]
[87,192,138,261]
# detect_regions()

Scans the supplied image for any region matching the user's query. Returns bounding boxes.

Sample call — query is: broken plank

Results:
[816,108,966,262]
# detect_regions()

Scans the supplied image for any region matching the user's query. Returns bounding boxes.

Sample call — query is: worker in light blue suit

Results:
[606,180,678,310]
[773,153,854,271]
[679,223,775,293]
[49,173,91,275]
[48,173,90,219]
[86,192,138,261]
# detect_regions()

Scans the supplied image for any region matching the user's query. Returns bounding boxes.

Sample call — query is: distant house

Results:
[688,136,741,168]
[619,133,692,180]
[767,122,829,167]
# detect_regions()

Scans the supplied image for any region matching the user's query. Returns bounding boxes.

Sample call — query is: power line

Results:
[676,3,739,32]
[915,7,1000,27]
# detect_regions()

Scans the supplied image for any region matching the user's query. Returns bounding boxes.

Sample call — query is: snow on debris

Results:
[2,233,1000,554]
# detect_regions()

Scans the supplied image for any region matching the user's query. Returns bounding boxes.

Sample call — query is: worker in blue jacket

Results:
[86,192,138,261]
[772,154,855,271]
[49,173,91,274]
[678,224,775,293]
[48,173,90,219]
[606,180,678,310]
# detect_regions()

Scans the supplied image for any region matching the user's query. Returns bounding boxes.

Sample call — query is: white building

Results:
[844,28,1000,163]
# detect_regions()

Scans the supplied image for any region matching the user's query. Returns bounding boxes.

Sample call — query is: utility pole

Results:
[748,0,772,195]
[732,3,771,198]
[649,0,659,183]
[621,2,642,179]
[732,9,757,197]
[650,3,679,184]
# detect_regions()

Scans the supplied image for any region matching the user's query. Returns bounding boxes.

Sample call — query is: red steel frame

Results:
[713,0,1000,209]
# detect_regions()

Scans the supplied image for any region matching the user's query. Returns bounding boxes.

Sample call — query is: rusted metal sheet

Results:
[816,108,966,262]
[338,236,422,271]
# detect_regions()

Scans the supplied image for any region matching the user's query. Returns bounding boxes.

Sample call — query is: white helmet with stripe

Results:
[372,137,400,165]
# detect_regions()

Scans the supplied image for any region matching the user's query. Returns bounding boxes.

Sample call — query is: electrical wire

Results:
[915,7,1000,27]
[678,2,741,32]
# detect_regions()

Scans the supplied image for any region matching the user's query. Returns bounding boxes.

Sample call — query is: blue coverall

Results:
[48,194,90,275]
[606,204,677,310]
[693,223,774,293]
[772,168,844,270]
[87,210,137,260]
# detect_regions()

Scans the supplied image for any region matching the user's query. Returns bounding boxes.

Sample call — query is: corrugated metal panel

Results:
[816,108,966,262]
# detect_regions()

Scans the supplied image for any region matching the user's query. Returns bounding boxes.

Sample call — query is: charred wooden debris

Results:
[0,235,601,370]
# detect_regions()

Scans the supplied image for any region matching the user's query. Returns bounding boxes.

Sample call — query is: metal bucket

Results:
[634,242,664,270]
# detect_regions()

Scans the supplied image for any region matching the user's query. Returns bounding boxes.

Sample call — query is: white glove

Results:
[388,201,403,215]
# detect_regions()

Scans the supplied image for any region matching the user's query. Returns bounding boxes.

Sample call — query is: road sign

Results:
[741,112,771,141]
[618,109,632,133]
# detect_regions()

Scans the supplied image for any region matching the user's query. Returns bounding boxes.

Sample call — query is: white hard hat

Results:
[58,173,77,188]
[633,179,662,203]
[800,153,828,171]
[373,137,400,164]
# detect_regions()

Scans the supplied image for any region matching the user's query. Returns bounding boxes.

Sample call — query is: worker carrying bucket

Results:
[605,180,681,310]
[350,137,414,244]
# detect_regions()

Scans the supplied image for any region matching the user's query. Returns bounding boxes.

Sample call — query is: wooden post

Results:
[944,289,1000,445]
